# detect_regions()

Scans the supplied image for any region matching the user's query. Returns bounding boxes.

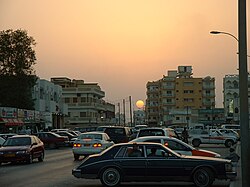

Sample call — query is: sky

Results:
[0,0,248,110]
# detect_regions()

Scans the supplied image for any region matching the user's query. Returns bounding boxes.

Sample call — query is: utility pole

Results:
[118,103,121,126]
[238,0,250,186]
[129,96,133,127]
[123,99,126,126]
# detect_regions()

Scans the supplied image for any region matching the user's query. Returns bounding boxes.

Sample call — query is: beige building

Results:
[146,66,215,126]
[51,77,115,128]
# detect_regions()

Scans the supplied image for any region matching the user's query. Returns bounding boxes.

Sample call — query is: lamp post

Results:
[210,11,250,185]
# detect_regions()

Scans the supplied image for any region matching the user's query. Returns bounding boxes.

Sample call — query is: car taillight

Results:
[164,142,169,147]
[93,143,102,147]
[73,143,81,147]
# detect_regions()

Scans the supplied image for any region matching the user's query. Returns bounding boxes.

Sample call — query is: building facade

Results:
[51,77,115,128]
[32,78,68,129]
[146,66,215,126]
[223,74,250,123]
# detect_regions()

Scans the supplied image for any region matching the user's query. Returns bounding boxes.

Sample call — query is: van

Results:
[104,126,132,143]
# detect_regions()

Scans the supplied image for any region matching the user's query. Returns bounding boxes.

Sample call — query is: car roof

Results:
[133,135,176,140]
[80,131,106,135]
[10,134,33,138]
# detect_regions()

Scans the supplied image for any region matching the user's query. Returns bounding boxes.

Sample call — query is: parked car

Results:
[72,142,236,187]
[72,132,114,160]
[104,126,132,143]
[211,129,240,140]
[221,124,240,135]
[136,127,180,139]
[0,135,44,165]
[189,129,238,147]
[36,132,69,148]
[54,131,77,146]
[131,136,221,157]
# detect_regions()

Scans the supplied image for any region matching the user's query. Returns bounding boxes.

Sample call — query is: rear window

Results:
[105,128,125,135]
[138,129,164,137]
[79,134,102,140]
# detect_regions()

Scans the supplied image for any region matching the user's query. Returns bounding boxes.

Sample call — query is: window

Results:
[65,98,70,103]
[73,97,77,103]
[80,112,87,117]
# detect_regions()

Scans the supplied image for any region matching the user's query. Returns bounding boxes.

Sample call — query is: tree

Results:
[0,29,38,109]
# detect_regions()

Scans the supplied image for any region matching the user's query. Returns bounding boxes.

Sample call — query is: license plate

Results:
[84,144,90,147]
[4,154,15,157]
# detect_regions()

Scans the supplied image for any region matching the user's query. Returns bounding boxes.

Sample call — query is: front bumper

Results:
[226,171,237,180]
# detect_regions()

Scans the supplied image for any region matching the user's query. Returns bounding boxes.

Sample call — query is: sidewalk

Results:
[230,142,241,187]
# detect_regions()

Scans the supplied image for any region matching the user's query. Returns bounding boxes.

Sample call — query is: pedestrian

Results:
[225,147,240,163]
[182,127,189,144]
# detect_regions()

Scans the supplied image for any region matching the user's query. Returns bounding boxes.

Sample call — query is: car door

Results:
[164,139,192,156]
[145,145,184,179]
[114,145,147,180]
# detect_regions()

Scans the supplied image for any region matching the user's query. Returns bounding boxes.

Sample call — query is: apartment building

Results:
[51,77,115,128]
[146,66,215,126]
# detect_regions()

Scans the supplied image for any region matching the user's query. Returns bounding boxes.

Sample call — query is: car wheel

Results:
[225,140,234,148]
[100,167,121,187]
[193,167,214,187]
[74,154,80,160]
[38,151,44,162]
[27,154,33,164]
[192,139,201,147]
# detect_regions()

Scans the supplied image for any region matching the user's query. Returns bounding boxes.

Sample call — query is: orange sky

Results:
[0,0,248,109]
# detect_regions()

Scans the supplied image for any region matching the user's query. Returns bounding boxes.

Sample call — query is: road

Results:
[0,145,232,187]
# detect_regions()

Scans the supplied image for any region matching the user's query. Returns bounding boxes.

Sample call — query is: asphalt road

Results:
[0,145,232,187]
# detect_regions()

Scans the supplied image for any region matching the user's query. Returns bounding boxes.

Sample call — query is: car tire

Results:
[74,154,80,160]
[192,139,201,147]
[26,154,33,164]
[38,151,44,162]
[193,167,214,187]
[100,167,121,187]
[225,140,234,148]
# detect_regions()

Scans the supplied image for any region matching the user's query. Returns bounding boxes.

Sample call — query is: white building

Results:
[223,74,250,122]
[32,78,68,129]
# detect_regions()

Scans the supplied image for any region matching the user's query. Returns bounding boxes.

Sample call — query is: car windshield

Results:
[79,134,102,140]
[3,137,31,146]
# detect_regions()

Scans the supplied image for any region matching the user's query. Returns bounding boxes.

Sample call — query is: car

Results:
[104,126,132,143]
[211,129,240,140]
[136,127,180,139]
[36,132,69,148]
[221,124,240,135]
[131,136,221,157]
[54,131,78,146]
[189,129,238,147]
[72,142,236,187]
[0,135,44,165]
[72,132,114,160]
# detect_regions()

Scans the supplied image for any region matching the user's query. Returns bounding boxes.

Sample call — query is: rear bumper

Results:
[72,168,97,179]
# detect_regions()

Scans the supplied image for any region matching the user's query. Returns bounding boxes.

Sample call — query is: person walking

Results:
[182,127,189,144]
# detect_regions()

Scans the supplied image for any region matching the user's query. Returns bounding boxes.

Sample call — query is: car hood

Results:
[182,154,230,163]
[0,146,30,152]
[192,149,221,157]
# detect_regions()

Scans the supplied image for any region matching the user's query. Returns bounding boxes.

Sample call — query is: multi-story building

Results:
[146,66,215,126]
[133,110,146,126]
[51,77,115,128]
[223,74,250,123]
[32,78,68,129]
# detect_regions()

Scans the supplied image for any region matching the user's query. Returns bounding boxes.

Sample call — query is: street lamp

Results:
[210,28,250,185]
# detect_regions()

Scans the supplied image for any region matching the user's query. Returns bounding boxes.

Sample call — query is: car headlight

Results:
[0,152,4,155]
[16,150,28,154]
[225,163,233,172]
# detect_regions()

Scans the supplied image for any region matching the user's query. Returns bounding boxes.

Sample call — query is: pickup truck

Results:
[188,129,238,147]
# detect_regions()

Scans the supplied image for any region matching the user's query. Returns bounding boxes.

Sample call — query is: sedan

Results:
[72,142,236,187]
[0,135,44,165]
[72,132,114,160]
[131,136,221,157]
[36,132,69,148]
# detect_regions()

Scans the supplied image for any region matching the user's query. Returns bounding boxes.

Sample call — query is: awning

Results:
[0,118,24,126]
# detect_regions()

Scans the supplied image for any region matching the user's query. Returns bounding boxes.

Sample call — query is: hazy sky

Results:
[1,0,248,109]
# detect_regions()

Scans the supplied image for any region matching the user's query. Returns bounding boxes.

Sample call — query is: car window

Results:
[144,139,161,143]
[124,145,143,157]
[79,134,102,140]
[139,129,164,137]
[164,140,186,151]
[4,137,31,146]
[146,145,175,158]
[105,128,125,135]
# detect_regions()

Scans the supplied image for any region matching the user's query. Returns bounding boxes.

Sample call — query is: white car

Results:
[211,129,240,140]
[72,132,114,160]
[131,136,221,157]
